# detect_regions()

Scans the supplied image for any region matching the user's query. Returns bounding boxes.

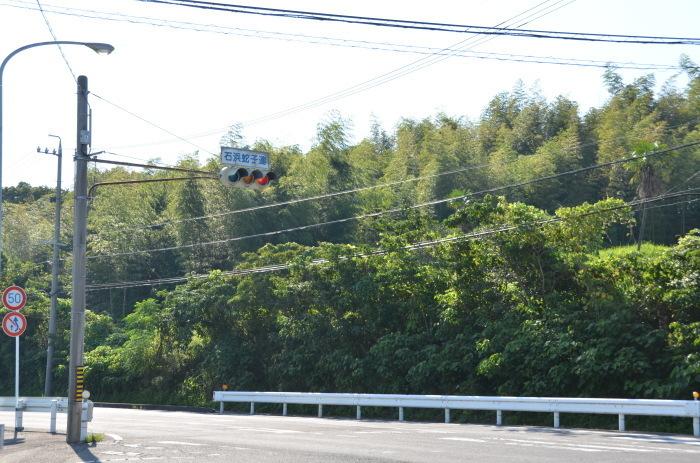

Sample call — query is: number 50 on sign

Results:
[3,285,27,311]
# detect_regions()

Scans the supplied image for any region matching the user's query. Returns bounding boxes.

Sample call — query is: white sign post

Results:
[2,285,27,432]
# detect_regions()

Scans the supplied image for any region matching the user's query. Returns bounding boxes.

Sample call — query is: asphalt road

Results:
[1,407,699,462]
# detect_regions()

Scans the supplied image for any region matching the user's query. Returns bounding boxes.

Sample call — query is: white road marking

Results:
[416,429,458,434]
[504,441,601,452]
[105,433,123,441]
[611,436,700,446]
[157,440,204,446]
[441,437,487,443]
[226,426,303,434]
[500,438,660,453]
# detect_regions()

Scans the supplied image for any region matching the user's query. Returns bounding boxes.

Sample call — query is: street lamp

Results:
[0,41,114,278]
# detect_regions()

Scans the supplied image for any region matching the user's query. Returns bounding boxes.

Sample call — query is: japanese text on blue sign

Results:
[221,147,270,169]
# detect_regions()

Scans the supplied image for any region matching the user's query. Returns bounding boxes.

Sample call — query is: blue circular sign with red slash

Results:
[2,285,27,311]
[2,311,27,337]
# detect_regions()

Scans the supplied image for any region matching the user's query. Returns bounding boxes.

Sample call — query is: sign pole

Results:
[15,335,18,404]
[2,285,28,432]
[14,335,21,431]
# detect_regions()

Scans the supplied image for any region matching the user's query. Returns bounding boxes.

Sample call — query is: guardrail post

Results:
[250,402,255,415]
[15,399,23,433]
[444,408,450,424]
[496,410,502,426]
[219,401,224,414]
[618,414,625,432]
[318,404,323,418]
[356,406,361,420]
[80,402,89,442]
[693,417,699,437]
[399,407,404,422]
[50,400,58,434]
[283,403,288,416]
[553,412,560,429]
[0,423,4,449]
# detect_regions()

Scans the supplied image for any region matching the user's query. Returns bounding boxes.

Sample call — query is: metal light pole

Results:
[37,135,63,397]
[0,41,114,280]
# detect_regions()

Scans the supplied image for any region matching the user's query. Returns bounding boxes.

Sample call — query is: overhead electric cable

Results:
[665,169,700,194]
[140,0,700,45]
[84,190,699,291]
[4,1,673,70]
[89,91,217,156]
[34,0,77,81]
[92,150,179,168]
[87,141,700,259]
[98,138,700,235]
[105,0,573,148]
[216,0,575,130]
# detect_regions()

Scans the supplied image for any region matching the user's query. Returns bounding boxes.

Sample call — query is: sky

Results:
[0,0,699,189]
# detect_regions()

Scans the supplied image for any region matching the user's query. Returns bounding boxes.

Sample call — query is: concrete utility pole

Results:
[43,135,62,397]
[67,75,89,443]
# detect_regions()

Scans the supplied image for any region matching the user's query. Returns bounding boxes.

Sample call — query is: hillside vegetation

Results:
[0,68,698,420]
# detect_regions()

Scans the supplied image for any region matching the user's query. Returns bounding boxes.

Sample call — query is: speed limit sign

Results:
[2,285,27,311]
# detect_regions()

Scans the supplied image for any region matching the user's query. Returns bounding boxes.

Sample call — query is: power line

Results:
[219,0,576,131]
[86,141,700,259]
[96,137,700,235]
[666,169,700,194]
[94,159,502,234]
[34,0,76,81]
[84,190,699,291]
[93,150,182,168]
[1,1,678,71]
[89,91,217,156]
[105,0,572,148]
[141,0,700,45]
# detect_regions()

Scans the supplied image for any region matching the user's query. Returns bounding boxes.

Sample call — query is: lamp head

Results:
[85,43,114,55]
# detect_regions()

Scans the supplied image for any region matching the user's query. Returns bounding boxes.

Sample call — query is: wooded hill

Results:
[0,68,698,427]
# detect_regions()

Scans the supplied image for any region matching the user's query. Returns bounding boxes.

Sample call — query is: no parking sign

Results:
[2,311,26,337]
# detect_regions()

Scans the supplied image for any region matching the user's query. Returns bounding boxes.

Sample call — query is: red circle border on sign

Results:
[2,311,27,337]
[2,285,27,311]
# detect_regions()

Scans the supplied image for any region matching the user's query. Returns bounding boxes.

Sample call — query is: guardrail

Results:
[0,397,93,439]
[213,391,700,437]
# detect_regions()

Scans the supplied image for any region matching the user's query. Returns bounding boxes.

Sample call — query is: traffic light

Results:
[219,166,276,190]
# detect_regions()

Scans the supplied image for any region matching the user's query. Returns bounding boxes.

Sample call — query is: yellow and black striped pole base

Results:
[75,366,85,401]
